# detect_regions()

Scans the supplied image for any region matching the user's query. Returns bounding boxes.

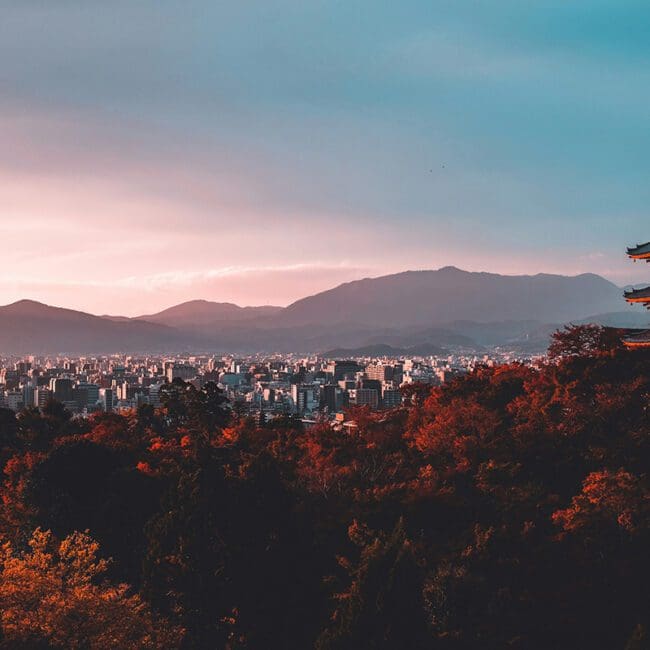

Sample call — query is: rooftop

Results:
[622,329,650,348]
[624,286,650,305]
[627,242,650,260]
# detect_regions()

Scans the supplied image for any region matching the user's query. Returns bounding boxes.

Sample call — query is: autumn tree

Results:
[0,528,183,649]
[548,324,624,359]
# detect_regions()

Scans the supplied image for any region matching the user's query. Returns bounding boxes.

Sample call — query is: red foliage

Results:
[552,469,649,534]
[548,324,625,359]
[1,452,45,537]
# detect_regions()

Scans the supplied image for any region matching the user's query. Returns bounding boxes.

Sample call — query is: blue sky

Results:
[0,0,648,313]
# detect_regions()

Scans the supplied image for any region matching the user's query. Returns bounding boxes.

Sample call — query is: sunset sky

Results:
[1,0,649,315]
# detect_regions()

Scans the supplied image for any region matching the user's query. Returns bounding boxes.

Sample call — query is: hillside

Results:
[275,267,623,328]
[0,300,194,354]
[137,300,282,329]
[321,342,447,358]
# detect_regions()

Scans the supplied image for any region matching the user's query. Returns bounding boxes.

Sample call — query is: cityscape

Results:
[0,348,534,422]
[1,1,648,648]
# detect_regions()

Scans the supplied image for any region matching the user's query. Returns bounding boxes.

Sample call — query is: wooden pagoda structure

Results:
[623,241,650,347]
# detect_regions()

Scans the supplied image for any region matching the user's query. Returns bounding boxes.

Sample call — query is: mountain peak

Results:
[136,300,283,327]
[280,268,623,328]
[1,299,52,314]
[175,299,236,308]
[437,265,465,273]
[7,299,48,307]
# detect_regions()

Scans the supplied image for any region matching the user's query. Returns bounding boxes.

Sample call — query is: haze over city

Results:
[2,0,649,315]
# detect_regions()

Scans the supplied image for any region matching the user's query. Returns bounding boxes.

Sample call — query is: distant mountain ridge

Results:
[136,300,282,328]
[0,300,197,354]
[275,267,623,328]
[0,267,641,354]
[322,343,447,358]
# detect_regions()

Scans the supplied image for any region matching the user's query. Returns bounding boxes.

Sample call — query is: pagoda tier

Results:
[627,242,650,261]
[624,286,650,308]
[622,329,650,348]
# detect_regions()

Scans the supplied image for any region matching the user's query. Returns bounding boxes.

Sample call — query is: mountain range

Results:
[0,267,646,354]
[133,301,283,329]
[321,343,448,359]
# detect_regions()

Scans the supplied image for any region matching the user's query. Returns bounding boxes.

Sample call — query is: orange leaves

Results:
[85,412,132,448]
[0,528,184,648]
[461,524,495,559]
[552,469,648,534]
[404,464,445,501]
[136,460,155,476]
[292,411,415,501]
[221,426,241,444]
[296,433,356,497]
[413,401,500,473]
[347,519,373,547]
[1,451,45,536]
[148,437,168,452]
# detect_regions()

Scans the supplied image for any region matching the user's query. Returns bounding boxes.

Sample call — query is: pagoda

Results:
[623,242,650,347]
[627,242,650,262]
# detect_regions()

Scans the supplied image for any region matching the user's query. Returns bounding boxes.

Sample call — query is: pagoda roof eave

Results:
[623,329,650,348]
[627,241,650,259]
[624,286,650,300]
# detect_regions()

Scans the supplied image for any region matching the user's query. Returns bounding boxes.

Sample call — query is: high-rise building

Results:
[381,387,402,409]
[99,388,114,412]
[328,360,363,381]
[320,384,338,412]
[74,383,100,410]
[292,384,316,415]
[34,387,51,409]
[0,369,19,389]
[348,388,379,409]
[166,364,197,382]
[4,390,23,412]
[148,383,163,408]
[361,378,382,393]
[365,363,394,382]
[22,383,35,409]
[50,378,73,403]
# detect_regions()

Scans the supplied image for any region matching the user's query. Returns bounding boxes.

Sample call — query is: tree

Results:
[159,379,230,433]
[317,519,430,650]
[552,469,648,535]
[0,528,183,649]
[29,439,161,585]
[0,408,18,451]
[548,324,624,359]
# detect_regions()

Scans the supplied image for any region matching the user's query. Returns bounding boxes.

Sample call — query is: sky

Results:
[0,0,649,315]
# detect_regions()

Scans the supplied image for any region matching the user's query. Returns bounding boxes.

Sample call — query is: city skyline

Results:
[2,1,649,315]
